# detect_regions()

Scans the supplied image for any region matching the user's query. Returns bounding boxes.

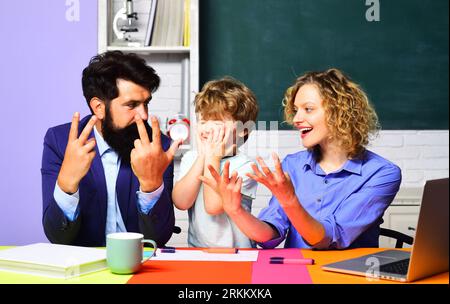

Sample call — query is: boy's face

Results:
[196,113,236,143]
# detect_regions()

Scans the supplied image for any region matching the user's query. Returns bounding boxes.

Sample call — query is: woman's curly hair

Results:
[283,68,380,159]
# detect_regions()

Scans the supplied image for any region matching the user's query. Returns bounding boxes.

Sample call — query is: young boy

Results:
[172,77,259,248]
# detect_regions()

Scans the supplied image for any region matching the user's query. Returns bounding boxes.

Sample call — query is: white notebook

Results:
[0,243,107,279]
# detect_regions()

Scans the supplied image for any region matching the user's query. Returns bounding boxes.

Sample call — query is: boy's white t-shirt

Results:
[178,150,258,248]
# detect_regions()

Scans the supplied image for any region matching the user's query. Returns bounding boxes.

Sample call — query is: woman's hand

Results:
[246,153,297,209]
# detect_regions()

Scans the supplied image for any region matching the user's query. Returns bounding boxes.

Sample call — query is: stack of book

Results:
[0,243,107,279]
[144,0,190,47]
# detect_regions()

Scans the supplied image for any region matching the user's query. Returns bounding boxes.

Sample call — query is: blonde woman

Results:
[200,68,401,249]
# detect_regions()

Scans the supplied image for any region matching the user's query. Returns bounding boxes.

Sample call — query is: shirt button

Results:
[317,198,322,203]
[324,179,328,184]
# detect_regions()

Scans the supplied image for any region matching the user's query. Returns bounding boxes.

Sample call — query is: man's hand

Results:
[57,113,97,194]
[131,114,182,192]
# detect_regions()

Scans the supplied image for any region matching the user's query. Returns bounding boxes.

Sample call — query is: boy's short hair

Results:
[194,77,259,125]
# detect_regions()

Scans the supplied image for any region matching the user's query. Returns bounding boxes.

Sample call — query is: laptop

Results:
[322,178,449,282]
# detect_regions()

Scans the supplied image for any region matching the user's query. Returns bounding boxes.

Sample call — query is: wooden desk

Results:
[0,247,447,284]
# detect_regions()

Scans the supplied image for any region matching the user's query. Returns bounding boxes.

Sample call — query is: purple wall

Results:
[0,1,97,245]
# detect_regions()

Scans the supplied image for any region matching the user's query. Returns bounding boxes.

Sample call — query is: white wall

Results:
[147,53,186,131]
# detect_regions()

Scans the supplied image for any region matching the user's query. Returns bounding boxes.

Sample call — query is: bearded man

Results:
[41,51,181,247]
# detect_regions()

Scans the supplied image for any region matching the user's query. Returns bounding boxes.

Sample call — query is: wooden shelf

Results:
[106,45,191,54]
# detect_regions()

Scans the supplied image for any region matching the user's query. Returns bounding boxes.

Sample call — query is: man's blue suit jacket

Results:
[41,115,175,247]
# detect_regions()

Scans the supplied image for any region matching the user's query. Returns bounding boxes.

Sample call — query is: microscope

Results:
[112,0,139,44]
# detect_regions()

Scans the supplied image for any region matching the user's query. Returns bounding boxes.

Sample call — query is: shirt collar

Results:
[302,149,363,175]
[342,157,363,175]
[302,150,317,172]
[93,126,112,157]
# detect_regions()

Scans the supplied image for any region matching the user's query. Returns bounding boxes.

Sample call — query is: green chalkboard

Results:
[200,0,449,130]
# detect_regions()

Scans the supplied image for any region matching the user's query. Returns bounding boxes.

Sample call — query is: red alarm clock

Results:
[166,114,190,142]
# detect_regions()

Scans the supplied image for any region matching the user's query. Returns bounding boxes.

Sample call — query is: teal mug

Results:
[106,232,157,274]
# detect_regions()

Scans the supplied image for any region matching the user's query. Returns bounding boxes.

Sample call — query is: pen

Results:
[269,257,314,265]
[203,248,238,254]
[161,247,176,253]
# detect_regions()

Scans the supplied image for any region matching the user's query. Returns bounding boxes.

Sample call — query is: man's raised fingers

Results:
[135,114,150,145]
[134,139,142,149]
[88,150,96,161]
[69,112,80,141]
[79,115,97,144]
[150,116,161,146]
[82,138,96,153]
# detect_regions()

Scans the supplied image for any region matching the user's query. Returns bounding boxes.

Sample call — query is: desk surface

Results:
[0,247,448,284]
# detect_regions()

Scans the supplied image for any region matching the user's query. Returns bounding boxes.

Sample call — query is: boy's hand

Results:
[222,121,237,156]
[204,124,236,160]
[195,124,206,156]
[199,161,243,215]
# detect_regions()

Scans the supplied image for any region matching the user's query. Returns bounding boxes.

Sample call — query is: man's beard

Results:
[101,108,152,164]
